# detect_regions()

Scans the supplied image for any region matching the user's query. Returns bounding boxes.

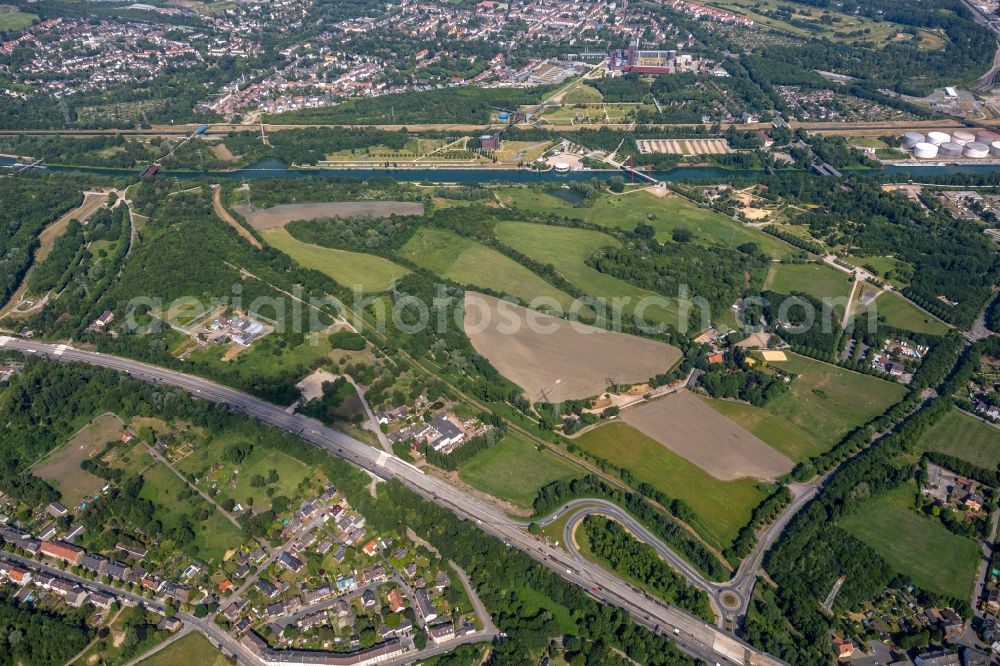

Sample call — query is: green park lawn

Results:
[493,221,681,325]
[139,632,229,666]
[458,431,582,510]
[862,291,951,336]
[261,226,408,292]
[766,352,907,452]
[764,262,854,317]
[502,188,793,258]
[0,10,36,31]
[399,227,574,308]
[574,421,770,549]
[914,408,1000,469]
[838,482,980,599]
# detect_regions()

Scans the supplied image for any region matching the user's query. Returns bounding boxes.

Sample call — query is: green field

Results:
[505,583,578,634]
[574,421,770,549]
[399,227,574,308]
[139,632,229,666]
[863,291,950,336]
[502,189,793,259]
[765,262,854,316]
[493,221,681,325]
[139,463,243,562]
[767,353,907,452]
[561,84,603,104]
[838,482,980,599]
[458,431,582,509]
[175,431,317,513]
[262,227,408,292]
[0,9,36,31]
[705,397,826,462]
[914,408,1000,469]
[843,254,912,288]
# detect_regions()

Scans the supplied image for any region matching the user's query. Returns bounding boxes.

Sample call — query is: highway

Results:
[0,336,787,666]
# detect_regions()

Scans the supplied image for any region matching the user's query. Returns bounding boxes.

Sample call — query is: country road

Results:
[0,335,787,666]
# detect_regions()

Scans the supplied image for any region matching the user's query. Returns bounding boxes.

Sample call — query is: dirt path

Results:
[212,185,263,249]
[1,190,109,319]
[145,443,242,529]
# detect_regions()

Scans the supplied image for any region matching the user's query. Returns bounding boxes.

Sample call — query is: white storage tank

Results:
[553,162,570,173]
[912,142,939,159]
[952,130,976,145]
[938,141,964,158]
[964,142,990,158]
[926,131,950,146]
[901,131,925,147]
[991,140,1000,156]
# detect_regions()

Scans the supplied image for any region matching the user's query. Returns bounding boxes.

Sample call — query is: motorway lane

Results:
[0,337,786,665]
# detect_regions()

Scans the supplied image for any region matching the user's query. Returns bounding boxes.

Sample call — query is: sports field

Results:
[914,408,1000,469]
[458,430,582,509]
[501,188,793,259]
[493,221,681,326]
[862,291,950,336]
[34,413,123,507]
[838,482,979,599]
[574,421,771,549]
[704,396,827,462]
[139,632,229,666]
[261,227,408,292]
[464,292,681,401]
[766,352,907,452]
[399,227,574,308]
[621,391,794,481]
[764,262,854,316]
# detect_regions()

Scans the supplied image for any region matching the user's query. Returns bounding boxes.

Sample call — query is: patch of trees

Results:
[265,86,555,125]
[587,234,770,317]
[0,176,84,306]
[0,595,93,665]
[286,213,419,254]
[328,330,366,351]
[533,475,728,581]
[762,176,999,328]
[297,377,355,426]
[423,415,506,470]
[699,367,789,407]
[723,485,792,566]
[582,516,714,621]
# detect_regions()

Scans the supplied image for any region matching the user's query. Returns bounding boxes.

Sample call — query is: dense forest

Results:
[760,175,999,328]
[0,176,83,307]
[0,596,93,666]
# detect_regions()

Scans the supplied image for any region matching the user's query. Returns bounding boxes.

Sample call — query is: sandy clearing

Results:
[760,350,788,362]
[621,391,794,481]
[463,292,681,402]
[233,201,425,230]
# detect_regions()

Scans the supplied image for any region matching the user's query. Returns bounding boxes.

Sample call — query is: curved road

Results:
[535,481,823,627]
[0,336,787,666]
